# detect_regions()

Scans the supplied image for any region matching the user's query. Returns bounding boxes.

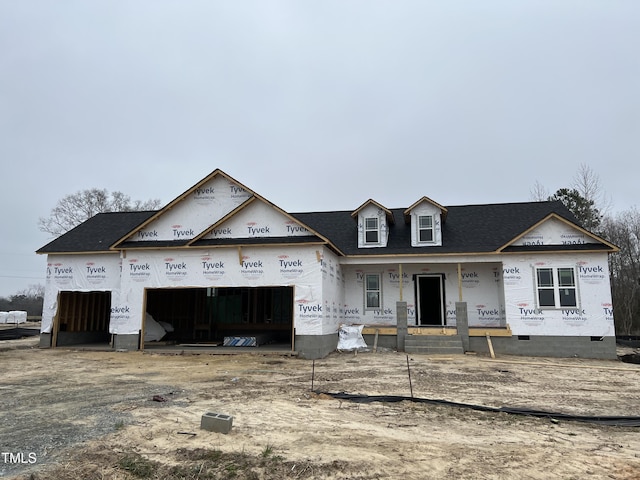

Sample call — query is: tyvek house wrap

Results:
[111,246,324,335]
[41,246,327,336]
[41,168,341,337]
[40,253,123,334]
[502,253,614,337]
[130,174,252,242]
[339,251,613,337]
[341,263,505,328]
[503,217,615,336]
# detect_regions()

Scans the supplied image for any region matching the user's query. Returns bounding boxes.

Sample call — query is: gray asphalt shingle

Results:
[36,200,592,255]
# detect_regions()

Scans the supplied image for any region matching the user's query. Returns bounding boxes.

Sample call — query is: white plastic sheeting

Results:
[337,324,367,351]
[0,311,27,324]
[144,313,166,342]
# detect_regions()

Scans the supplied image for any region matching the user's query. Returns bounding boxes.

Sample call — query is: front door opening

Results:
[416,275,445,326]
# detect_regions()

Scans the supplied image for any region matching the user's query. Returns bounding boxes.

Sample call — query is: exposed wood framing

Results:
[486,334,496,359]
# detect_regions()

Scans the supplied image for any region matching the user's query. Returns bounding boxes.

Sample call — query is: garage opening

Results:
[53,291,112,346]
[144,286,294,348]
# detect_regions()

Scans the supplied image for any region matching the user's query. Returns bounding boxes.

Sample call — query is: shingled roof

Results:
[37,199,612,256]
[36,211,157,254]
[291,200,592,255]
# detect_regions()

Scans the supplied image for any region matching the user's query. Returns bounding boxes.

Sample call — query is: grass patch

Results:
[261,443,274,458]
[117,453,156,478]
[26,446,354,480]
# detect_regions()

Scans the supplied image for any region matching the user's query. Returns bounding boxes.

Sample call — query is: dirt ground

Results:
[2,334,640,480]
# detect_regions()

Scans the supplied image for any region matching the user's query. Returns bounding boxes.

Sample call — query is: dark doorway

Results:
[144,286,294,346]
[416,275,445,326]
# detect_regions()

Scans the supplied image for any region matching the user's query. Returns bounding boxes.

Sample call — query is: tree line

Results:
[0,285,44,317]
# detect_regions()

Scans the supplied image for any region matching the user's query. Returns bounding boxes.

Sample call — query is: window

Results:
[365,273,381,309]
[536,267,577,308]
[418,215,434,242]
[364,217,379,244]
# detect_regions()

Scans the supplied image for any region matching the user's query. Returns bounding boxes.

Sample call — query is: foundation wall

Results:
[113,333,140,351]
[55,331,110,346]
[295,333,338,359]
[469,335,617,360]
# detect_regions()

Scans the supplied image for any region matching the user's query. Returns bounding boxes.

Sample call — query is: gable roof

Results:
[36,168,617,257]
[403,196,448,223]
[498,212,618,253]
[110,169,249,248]
[351,199,395,225]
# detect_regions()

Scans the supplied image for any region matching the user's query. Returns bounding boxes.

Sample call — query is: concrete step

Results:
[405,334,463,346]
[405,345,465,355]
[404,335,465,355]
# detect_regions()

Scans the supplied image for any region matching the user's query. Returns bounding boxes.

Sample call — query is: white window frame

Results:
[417,215,435,244]
[364,217,380,245]
[535,266,579,309]
[364,273,382,310]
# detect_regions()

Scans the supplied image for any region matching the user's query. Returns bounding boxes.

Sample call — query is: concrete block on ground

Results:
[200,412,233,434]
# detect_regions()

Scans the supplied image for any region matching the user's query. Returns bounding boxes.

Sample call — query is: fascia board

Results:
[403,196,448,222]
[36,250,118,256]
[351,199,395,224]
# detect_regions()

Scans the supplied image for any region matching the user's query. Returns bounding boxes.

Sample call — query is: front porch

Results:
[361,325,513,355]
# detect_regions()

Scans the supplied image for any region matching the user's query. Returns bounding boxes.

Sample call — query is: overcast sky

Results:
[1,1,639,297]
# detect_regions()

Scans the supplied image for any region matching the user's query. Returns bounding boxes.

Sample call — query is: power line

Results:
[0,275,45,280]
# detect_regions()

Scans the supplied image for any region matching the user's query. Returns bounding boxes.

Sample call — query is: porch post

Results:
[456,263,469,352]
[456,302,469,352]
[396,301,408,352]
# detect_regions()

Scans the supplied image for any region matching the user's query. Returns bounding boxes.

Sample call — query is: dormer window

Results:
[364,217,380,244]
[352,199,393,248]
[405,196,447,248]
[418,215,434,243]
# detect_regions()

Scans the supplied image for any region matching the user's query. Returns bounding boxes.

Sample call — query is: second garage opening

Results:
[144,286,294,348]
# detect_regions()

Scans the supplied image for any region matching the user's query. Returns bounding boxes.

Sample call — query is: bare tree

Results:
[532,165,607,233]
[0,283,45,316]
[573,163,612,218]
[602,209,640,335]
[17,284,45,299]
[39,188,161,237]
[529,180,550,202]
